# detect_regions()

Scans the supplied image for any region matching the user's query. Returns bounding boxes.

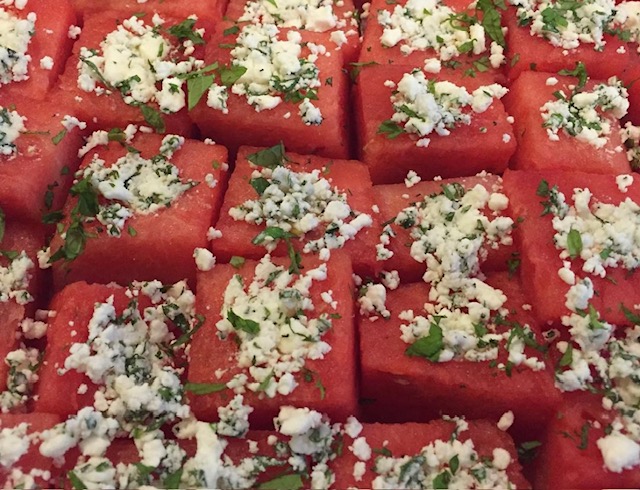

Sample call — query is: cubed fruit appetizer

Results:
[535,393,640,488]
[0,96,84,224]
[49,132,228,289]
[57,10,216,135]
[355,64,515,184]
[372,174,517,283]
[503,2,631,82]
[359,0,507,83]
[358,271,560,437]
[0,413,64,489]
[0,215,44,401]
[224,0,360,64]
[189,22,350,159]
[212,145,381,277]
[503,169,640,326]
[503,70,632,174]
[188,252,357,428]
[334,418,531,489]
[34,280,200,420]
[69,0,225,25]
[0,0,76,100]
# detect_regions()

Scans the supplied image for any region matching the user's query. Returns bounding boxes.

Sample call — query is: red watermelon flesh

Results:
[358,272,561,438]
[504,7,630,82]
[0,0,77,101]
[503,169,640,326]
[212,145,381,277]
[0,413,64,488]
[372,174,518,283]
[188,252,357,428]
[355,64,515,184]
[535,391,640,489]
[70,0,225,24]
[0,95,84,225]
[56,11,214,135]
[224,0,360,64]
[359,0,506,84]
[503,71,631,174]
[333,420,530,489]
[50,134,228,290]
[190,23,350,159]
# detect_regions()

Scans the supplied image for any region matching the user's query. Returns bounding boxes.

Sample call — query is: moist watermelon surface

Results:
[0,0,638,486]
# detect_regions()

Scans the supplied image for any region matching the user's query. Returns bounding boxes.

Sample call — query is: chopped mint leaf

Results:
[51,129,67,145]
[405,320,444,361]
[168,18,204,45]
[184,382,227,395]
[258,473,303,490]
[559,62,588,91]
[247,143,286,169]
[377,119,404,139]
[227,309,260,335]
[230,256,245,269]
[566,228,582,259]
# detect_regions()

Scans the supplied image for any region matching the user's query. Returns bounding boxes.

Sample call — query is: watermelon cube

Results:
[358,271,561,438]
[359,0,507,83]
[224,0,360,64]
[0,413,64,488]
[189,23,350,159]
[504,6,630,82]
[355,64,515,184]
[212,145,381,277]
[0,95,84,225]
[333,419,530,489]
[624,58,640,124]
[56,10,216,135]
[188,252,357,428]
[0,0,77,100]
[503,169,640,326]
[50,133,228,290]
[535,392,640,489]
[35,280,197,417]
[70,0,225,25]
[372,174,518,283]
[503,71,631,174]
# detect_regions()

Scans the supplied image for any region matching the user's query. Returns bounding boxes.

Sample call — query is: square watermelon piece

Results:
[0,0,77,100]
[535,392,640,488]
[503,169,640,326]
[359,0,507,83]
[189,22,350,159]
[503,71,631,174]
[0,413,64,488]
[224,0,360,64]
[372,174,518,283]
[355,64,515,184]
[56,10,217,135]
[358,271,561,438]
[49,132,228,290]
[70,0,225,25]
[34,280,198,418]
[504,5,630,82]
[624,59,640,124]
[0,95,84,224]
[212,145,381,277]
[188,252,357,429]
[333,419,530,489]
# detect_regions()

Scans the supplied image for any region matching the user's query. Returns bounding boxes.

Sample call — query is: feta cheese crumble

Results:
[541,77,629,148]
[382,70,507,144]
[0,8,36,85]
[208,23,324,124]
